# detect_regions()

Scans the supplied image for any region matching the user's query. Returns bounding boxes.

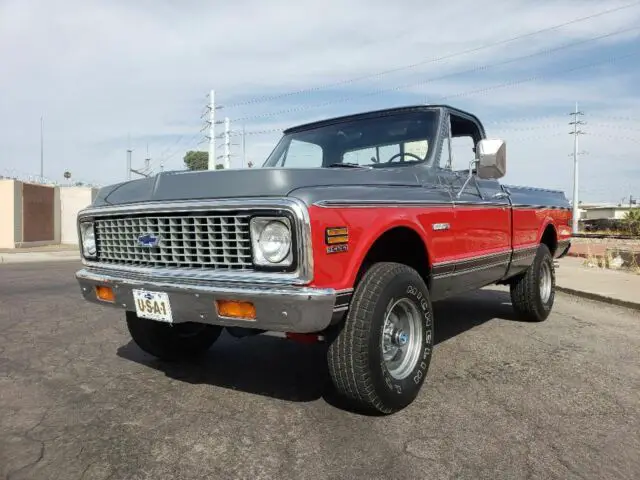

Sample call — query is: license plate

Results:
[132,289,173,323]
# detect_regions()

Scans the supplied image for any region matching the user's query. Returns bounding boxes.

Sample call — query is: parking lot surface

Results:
[1,262,638,479]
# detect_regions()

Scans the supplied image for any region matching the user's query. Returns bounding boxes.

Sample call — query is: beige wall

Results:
[0,180,75,248]
[60,186,98,244]
[583,208,631,221]
[0,179,18,248]
[613,209,631,220]
[54,187,61,244]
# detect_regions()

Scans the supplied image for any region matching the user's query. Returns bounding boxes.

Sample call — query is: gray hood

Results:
[92,167,422,207]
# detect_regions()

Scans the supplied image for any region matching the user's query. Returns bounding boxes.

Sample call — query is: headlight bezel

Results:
[249,215,295,270]
[79,221,97,259]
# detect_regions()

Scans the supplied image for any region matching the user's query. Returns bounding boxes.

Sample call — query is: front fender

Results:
[307,205,431,290]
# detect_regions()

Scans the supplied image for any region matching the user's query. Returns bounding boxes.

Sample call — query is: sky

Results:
[1,0,639,203]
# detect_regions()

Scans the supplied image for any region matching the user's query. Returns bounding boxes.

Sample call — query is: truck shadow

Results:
[117,288,521,408]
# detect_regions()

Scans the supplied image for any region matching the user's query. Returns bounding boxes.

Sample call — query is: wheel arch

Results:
[353,224,432,289]
[539,221,558,256]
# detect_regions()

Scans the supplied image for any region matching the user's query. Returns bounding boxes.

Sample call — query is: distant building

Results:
[579,203,635,221]
[576,202,637,232]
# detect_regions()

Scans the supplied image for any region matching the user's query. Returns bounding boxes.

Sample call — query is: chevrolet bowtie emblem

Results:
[138,233,161,248]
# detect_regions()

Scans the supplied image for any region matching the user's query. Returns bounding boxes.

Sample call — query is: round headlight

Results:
[81,222,96,257]
[258,220,291,264]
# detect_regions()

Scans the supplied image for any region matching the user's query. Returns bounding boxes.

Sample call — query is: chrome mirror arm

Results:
[455,159,481,199]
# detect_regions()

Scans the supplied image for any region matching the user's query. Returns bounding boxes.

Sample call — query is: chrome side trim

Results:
[452,201,508,208]
[77,197,314,286]
[314,200,570,210]
[334,289,353,310]
[313,200,451,208]
[432,249,512,268]
[432,258,510,279]
[511,204,571,211]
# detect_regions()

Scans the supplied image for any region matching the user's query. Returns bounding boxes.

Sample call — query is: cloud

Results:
[0,0,639,201]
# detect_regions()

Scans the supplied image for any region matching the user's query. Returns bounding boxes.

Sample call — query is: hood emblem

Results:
[138,233,161,248]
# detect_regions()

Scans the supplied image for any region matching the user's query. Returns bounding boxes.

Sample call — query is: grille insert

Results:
[94,214,253,270]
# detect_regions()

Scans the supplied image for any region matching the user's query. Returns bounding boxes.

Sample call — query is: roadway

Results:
[1,262,638,479]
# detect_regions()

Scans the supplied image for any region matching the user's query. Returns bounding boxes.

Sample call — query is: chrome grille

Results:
[94,214,253,270]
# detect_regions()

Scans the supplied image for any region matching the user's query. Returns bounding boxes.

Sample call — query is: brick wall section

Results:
[22,183,54,242]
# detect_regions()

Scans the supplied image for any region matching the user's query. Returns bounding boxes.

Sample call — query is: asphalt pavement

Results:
[1,261,638,479]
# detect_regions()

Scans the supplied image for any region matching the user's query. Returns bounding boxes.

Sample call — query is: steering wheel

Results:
[386,152,423,163]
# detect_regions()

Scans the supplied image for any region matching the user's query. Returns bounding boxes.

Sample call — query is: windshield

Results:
[262,109,439,169]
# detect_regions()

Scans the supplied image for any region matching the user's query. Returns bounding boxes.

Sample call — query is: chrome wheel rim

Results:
[381,298,423,380]
[539,261,552,304]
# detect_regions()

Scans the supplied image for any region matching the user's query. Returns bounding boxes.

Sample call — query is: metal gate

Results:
[22,183,54,242]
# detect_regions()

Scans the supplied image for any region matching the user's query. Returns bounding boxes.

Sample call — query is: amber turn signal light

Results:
[325,226,349,245]
[216,300,256,320]
[95,285,115,303]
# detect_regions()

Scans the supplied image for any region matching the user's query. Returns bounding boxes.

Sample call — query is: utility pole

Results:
[242,123,246,169]
[126,145,149,179]
[223,117,231,169]
[144,143,150,174]
[40,116,44,180]
[569,103,586,233]
[126,149,132,180]
[208,89,216,170]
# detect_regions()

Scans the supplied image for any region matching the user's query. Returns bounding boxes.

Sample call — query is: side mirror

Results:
[476,139,506,179]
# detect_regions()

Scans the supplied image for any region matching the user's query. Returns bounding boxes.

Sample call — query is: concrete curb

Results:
[0,251,80,264]
[556,286,640,312]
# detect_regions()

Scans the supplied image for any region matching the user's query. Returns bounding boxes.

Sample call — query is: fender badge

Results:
[432,223,450,231]
[325,226,349,253]
[327,244,348,254]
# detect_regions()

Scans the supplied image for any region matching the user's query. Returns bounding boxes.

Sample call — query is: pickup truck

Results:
[75,105,572,414]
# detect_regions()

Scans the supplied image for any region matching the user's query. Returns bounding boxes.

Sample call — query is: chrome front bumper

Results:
[76,268,344,333]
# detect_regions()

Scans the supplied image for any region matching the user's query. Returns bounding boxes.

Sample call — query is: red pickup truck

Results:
[76,105,572,414]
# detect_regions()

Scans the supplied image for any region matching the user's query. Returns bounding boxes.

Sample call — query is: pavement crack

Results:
[7,441,45,480]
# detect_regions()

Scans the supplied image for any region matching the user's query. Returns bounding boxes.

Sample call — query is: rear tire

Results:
[126,311,223,361]
[510,244,555,322]
[327,262,434,415]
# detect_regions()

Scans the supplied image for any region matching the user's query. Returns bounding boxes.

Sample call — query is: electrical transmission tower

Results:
[569,103,586,233]
[214,117,235,169]
[202,89,227,170]
[223,117,230,169]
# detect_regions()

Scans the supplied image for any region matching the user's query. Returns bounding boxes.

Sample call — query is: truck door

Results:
[438,111,512,293]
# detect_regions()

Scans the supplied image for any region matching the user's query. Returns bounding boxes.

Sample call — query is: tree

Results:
[183,151,208,171]
[63,171,71,180]
[183,150,226,171]
[623,208,640,236]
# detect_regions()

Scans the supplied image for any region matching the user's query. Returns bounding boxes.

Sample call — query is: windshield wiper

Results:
[326,162,370,169]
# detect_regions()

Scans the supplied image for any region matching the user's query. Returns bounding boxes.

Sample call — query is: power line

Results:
[233,50,639,138]
[438,50,639,101]
[589,123,640,132]
[229,115,572,138]
[222,1,640,109]
[231,26,640,123]
[592,115,640,123]
[153,93,222,167]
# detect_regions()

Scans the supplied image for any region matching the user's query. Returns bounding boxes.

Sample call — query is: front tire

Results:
[510,244,556,322]
[126,311,223,361]
[327,262,434,415]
